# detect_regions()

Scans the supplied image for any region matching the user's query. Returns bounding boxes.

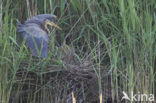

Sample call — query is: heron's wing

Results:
[17,24,49,58]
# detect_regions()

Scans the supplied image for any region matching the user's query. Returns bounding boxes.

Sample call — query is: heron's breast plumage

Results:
[17,23,49,58]
[18,23,49,42]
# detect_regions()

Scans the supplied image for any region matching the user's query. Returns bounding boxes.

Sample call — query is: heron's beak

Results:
[45,20,62,30]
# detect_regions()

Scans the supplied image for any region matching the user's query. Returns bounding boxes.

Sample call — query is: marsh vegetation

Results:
[0,0,156,103]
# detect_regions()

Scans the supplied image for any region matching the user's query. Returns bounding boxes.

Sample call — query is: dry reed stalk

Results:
[99,93,102,103]
[72,91,76,103]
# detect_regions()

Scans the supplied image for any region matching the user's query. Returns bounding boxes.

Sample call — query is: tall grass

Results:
[0,0,155,103]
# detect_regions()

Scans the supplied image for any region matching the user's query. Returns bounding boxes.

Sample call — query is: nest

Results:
[9,46,112,103]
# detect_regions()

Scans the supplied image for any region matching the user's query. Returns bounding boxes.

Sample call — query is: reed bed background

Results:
[0,0,156,103]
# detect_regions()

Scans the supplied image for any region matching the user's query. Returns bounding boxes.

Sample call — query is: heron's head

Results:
[25,14,62,32]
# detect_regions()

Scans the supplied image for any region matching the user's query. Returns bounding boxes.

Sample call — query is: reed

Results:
[0,0,155,103]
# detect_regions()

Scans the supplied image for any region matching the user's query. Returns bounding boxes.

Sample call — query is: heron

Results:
[17,14,61,58]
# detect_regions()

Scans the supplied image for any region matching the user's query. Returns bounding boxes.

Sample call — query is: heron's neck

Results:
[44,23,50,34]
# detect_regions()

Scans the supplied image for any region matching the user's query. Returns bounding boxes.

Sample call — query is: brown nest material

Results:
[10,66,112,103]
[9,46,113,103]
